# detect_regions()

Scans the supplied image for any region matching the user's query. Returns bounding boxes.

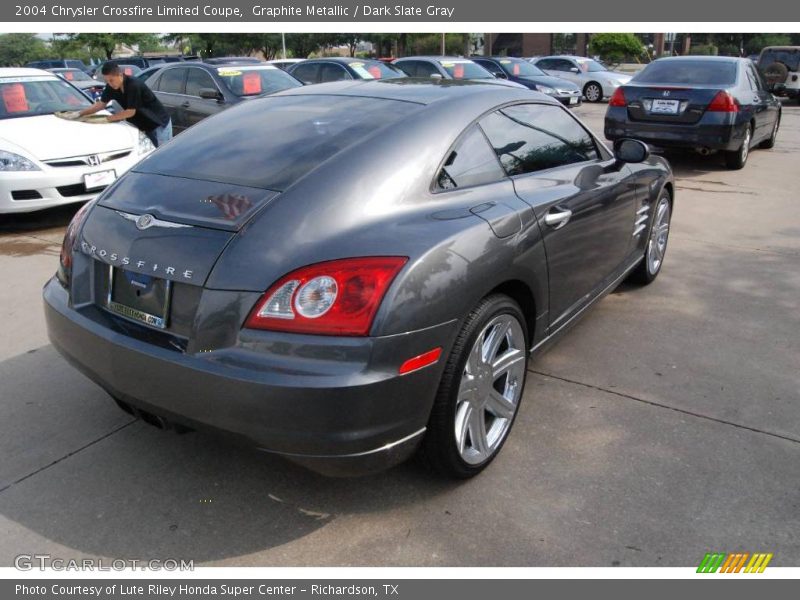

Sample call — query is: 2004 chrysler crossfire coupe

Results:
[44,79,674,478]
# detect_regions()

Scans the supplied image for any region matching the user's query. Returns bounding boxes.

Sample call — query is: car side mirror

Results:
[614,138,650,163]
[430,73,443,79]
[570,67,580,73]
[199,88,222,101]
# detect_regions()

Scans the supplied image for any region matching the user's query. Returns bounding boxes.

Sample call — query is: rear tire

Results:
[628,191,672,285]
[419,295,529,479]
[724,124,752,170]
[759,113,780,149]
[584,82,603,102]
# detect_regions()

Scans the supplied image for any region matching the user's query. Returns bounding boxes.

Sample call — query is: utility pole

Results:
[281,33,286,59]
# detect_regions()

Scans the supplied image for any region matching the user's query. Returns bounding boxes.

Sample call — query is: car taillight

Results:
[245,257,408,336]
[608,87,626,107]
[707,91,739,112]
[57,199,96,286]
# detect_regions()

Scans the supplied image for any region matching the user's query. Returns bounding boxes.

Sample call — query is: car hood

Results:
[516,75,579,90]
[0,114,138,161]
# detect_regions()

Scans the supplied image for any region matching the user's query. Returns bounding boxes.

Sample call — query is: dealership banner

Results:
[2,0,793,22]
[4,580,800,599]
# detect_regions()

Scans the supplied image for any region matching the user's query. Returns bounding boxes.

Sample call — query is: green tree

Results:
[71,33,152,59]
[589,32,645,63]
[284,34,324,58]
[744,34,792,56]
[0,33,47,67]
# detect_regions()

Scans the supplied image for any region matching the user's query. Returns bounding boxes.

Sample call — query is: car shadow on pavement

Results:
[0,345,457,565]
[0,204,82,235]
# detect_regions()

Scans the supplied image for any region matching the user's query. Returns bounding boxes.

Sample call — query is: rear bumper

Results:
[605,109,745,151]
[44,277,457,476]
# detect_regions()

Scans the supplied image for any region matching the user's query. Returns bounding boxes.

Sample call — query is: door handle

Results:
[544,207,573,229]
[180,101,190,108]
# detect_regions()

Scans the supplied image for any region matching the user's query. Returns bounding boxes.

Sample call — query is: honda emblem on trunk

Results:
[87,154,100,166]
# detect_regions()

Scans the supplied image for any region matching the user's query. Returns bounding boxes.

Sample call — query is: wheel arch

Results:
[485,279,538,348]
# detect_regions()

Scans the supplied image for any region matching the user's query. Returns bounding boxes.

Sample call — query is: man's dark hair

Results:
[101,63,122,76]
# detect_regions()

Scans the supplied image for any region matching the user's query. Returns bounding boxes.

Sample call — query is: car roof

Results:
[273,78,554,108]
[0,67,58,78]
[302,57,381,64]
[652,55,742,63]
[396,56,475,62]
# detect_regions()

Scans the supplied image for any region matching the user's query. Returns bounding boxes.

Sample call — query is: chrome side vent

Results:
[633,204,650,237]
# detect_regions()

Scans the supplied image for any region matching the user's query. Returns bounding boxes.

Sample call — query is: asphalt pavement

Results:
[0,101,798,567]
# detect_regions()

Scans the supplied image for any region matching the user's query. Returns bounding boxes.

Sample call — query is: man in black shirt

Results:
[78,63,172,147]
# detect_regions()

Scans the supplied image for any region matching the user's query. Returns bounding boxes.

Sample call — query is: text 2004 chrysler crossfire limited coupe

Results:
[44,79,674,478]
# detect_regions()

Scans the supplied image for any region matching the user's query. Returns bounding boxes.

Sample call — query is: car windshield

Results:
[216,66,303,96]
[633,60,738,85]
[55,69,92,82]
[0,76,91,119]
[438,60,493,79]
[759,49,800,72]
[349,61,407,80]
[578,59,608,73]
[134,94,420,190]
[499,59,546,77]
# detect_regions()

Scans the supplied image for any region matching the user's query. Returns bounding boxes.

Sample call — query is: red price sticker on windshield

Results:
[2,83,29,113]
[453,65,464,78]
[513,64,520,75]
[242,71,262,95]
[368,65,382,79]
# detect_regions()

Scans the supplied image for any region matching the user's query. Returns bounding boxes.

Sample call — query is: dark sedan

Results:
[605,56,781,169]
[393,56,526,89]
[48,68,105,100]
[144,62,303,133]
[471,56,582,107]
[45,80,673,478]
[288,57,406,84]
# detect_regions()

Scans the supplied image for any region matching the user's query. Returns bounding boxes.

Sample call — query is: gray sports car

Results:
[44,79,674,478]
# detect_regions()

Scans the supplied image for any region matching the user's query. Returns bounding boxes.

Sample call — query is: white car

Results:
[0,68,154,213]
[531,56,632,102]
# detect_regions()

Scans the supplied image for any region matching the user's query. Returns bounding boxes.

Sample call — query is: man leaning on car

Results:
[76,62,172,147]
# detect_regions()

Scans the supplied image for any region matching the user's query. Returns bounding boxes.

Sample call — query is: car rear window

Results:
[133,94,421,190]
[634,60,738,85]
[438,60,493,79]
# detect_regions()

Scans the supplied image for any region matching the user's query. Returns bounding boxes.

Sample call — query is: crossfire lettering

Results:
[80,242,194,280]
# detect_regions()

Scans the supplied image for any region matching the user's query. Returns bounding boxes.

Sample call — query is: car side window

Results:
[291,63,319,84]
[185,68,217,97]
[435,125,506,191]
[158,68,186,94]
[422,62,444,77]
[475,60,502,76]
[536,59,553,70]
[319,63,351,82]
[479,103,599,176]
[747,64,764,91]
[555,59,576,72]
[393,61,416,76]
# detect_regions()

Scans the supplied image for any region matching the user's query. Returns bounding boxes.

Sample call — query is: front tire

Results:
[420,295,529,479]
[628,192,672,285]
[583,82,603,103]
[724,124,752,169]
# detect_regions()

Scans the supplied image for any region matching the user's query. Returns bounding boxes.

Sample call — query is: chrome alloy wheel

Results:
[741,126,752,164]
[647,196,671,275]
[454,314,526,465]
[584,83,602,102]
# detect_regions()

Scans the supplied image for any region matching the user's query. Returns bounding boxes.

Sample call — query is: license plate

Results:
[569,96,579,105]
[84,169,116,191]
[106,266,171,329]
[650,99,680,114]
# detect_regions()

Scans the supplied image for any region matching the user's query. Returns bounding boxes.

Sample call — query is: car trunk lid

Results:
[97,171,280,233]
[621,85,731,124]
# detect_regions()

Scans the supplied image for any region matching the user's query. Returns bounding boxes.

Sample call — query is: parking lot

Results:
[0,100,798,567]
